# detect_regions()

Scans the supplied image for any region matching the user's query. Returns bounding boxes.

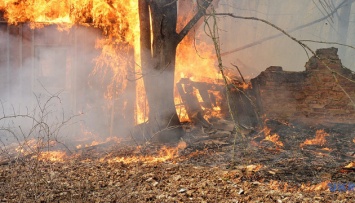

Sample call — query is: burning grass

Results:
[1,119,355,202]
[263,133,284,148]
[0,151,349,202]
[102,141,187,164]
[36,151,67,162]
[0,157,321,202]
[300,129,330,148]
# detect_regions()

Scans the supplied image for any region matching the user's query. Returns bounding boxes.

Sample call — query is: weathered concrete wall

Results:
[251,47,355,124]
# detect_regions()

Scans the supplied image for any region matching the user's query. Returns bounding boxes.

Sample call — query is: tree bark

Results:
[138,0,213,142]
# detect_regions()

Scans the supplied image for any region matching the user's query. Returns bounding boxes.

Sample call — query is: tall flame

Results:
[1,0,144,122]
[0,0,221,124]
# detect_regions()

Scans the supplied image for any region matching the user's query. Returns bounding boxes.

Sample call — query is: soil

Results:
[1,119,355,202]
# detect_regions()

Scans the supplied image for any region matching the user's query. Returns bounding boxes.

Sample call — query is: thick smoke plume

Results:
[0,25,137,151]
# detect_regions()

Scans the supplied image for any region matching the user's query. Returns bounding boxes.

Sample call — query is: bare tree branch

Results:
[221,0,355,56]
[176,0,213,44]
[212,12,355,108]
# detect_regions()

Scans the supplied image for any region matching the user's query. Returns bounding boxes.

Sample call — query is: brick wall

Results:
[251,47,355,124]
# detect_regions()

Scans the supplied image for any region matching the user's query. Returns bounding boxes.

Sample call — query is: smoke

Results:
[215,0,355,78]
[1,0,354,150]
[0,24,137,150]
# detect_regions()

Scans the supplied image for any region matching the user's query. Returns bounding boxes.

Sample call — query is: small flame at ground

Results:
[15,139,59,156]
[268,180,330,192]
[76,136,121,149]
[262,127,284,147]
[300,129,329,148]
[264,133,284,147]
[344,162,355,168]
[321,147,332,151]
[300,181,330,191]
[104,141,187,164]
[246,164,263,172]
[36,151,67,162]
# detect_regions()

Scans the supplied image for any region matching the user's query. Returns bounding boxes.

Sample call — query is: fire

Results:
[268,180,330,192]
[246,164,263,172]
[15,139,38,155]
[0,0,72,27]
[300,129,329,148]
[262,127,284,147]
[1,0,143,122]
[344,162,355,168]
[1,0,139,40]
[15,139,60,157]
[232,80,251,90]
[104,141,187,164]
[75,130,121,149]
[176,41,219,83]
[264,133,284,147]
[36,151,67,162]
[173,5,222,121]
[0,0,221,124]
[321,147,332,151]
[300,181,330,191]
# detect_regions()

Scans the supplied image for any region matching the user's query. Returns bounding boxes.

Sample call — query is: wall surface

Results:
[217,0,355,77]
[251,47,355,124]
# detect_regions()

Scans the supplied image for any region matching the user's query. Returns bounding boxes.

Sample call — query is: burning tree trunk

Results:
[138,0,213,142]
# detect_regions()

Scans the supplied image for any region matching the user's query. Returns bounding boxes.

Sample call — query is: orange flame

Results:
[36,151,67,162]
[300,181,330,191]
[321,147,332,151]
[0,1,222,124]
[104,141,187,164]
[246,164,263,172]
[268,180,330,192]
[1,0,143,123]
[262,127,284,147]
[174,42,221,121]
[300,130,329,148]
[344,162,355,168]
[0,0,72,28]
[15,139,59,156]
[264,133,284,147]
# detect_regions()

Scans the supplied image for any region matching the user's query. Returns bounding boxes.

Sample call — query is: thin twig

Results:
[231,63,246,83]
[211,12,355,108]
[203,6,244,165]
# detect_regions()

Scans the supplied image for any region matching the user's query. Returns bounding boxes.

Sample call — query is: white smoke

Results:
[0,24,134,151]
[215,0,355,77]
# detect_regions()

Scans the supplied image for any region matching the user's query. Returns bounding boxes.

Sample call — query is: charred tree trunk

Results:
[143,0,181,142]
[138,0,213,142]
